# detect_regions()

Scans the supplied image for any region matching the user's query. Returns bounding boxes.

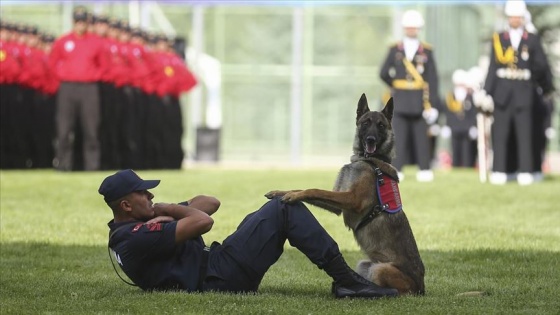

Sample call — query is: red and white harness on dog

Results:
[355,165,402,231]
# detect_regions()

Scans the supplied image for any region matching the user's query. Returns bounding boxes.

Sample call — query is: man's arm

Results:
[483,35,498,96]
[426,49,440,109]
[153,203,214,244]
[379,47,395,87]
[186,195,221,216]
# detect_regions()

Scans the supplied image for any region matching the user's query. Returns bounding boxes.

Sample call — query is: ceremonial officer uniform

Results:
[94,15,121,170]
[444,70,477,168]
[525,10,555,181]
[483,0,554,185]
[49,7,105,171]
[152,36,197,169]
[33,35,58,169]
[0,22,22,169]
[379,10,440,182]
[127,29,153,169]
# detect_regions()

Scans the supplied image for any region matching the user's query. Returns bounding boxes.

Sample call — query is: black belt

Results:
[197,246,211,292]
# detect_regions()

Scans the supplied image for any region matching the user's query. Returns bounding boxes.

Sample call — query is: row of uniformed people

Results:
[0,8,197,171]
[0,23,58,169]
[77,13,197,171]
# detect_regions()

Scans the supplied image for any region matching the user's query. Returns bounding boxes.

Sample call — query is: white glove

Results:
[545,127,556,139]
[441,125,452,139]
[473,89,494,113]
[469,126,478,140]
[429,124,441,136]
[472,90,486,108]
[422,108,439,125]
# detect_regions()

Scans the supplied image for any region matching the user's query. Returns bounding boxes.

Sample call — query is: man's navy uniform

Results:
[444,91,477,167]
[484,30,554,176]
[108,209,205,291]
[379,40,439,174]
[108,198,343,292]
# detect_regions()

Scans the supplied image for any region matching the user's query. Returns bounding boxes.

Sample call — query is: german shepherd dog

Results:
[265,94,425,295]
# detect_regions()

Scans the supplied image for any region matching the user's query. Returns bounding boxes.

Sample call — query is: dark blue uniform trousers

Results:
[202,198,340,292]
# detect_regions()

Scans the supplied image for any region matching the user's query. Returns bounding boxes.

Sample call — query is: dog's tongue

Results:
[366,143,376,155]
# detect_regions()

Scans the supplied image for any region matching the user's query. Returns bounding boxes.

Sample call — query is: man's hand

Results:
[151,202,214,244]
[473,89,494,113]
[153,203,174,217]
[422,108,439,125]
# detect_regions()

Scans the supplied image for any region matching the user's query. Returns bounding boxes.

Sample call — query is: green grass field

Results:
[1,167,559,314]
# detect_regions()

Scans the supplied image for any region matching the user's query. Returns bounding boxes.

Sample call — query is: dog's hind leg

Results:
[369,262,418,295]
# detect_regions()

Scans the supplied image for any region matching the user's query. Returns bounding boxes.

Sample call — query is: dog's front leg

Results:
[297,199,344,215]
[264,190,302,199]
[282,189,362,213]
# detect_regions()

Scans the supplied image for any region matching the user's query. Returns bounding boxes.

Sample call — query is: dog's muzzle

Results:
[364,136,377,157]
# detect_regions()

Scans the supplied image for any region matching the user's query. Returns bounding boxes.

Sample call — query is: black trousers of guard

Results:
[32,92,56,168]
[99,82,121,170]
[0,84,15,168]
[202,198,341,293]
[118,86,142,170]
[11,86,35,168]
[531,91,550,173]
[492,103,532,173]
[451,132,476,168]
[144,93,164,170]
[393,114,431,171]
[161,95,184,169]
[55,82,100,171]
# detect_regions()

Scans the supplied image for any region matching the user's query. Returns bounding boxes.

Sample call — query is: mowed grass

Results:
[1,167,559,314]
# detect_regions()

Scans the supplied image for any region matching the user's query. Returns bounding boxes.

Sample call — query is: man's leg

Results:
[393,114,410,172]
[204,198,398,298]
[80,83,101,171]
[54,83,77,171]
[514,106,533,173]
[491,105,511,173]
[411,117,431,170]
[451,133,461,167]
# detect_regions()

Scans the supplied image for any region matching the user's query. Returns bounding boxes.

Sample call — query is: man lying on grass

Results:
[98,169,398,298]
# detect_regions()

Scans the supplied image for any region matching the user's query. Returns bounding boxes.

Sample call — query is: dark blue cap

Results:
[98,169,160,203]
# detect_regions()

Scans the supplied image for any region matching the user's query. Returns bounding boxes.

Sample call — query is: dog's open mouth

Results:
[364,138,377,156]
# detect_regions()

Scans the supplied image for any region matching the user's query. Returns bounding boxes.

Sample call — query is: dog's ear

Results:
[357,93,370,122]
[382,97,394,123]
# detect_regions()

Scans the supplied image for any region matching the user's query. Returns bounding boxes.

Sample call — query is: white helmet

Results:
[466,66,484,89]
[401,10,424,28]
[452,69,469,86]
[505,0,527,17]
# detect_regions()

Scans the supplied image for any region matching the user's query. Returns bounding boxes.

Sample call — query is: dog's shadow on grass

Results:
[1,243,557,300]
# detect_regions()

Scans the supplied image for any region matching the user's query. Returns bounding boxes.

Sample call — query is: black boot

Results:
[323,255,398,299]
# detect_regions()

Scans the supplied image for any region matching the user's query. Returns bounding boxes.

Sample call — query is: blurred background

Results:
[1,0,559,170]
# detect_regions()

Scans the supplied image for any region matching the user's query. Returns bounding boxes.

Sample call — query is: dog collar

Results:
[355,166,403,232]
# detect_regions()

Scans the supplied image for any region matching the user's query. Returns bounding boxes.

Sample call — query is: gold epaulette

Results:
[493,32,514,64]
[446,92,462,113]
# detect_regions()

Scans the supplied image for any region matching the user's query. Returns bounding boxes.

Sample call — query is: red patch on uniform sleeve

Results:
[132,223,143,233]
[377,174,403,213]
[146,222,163,232]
